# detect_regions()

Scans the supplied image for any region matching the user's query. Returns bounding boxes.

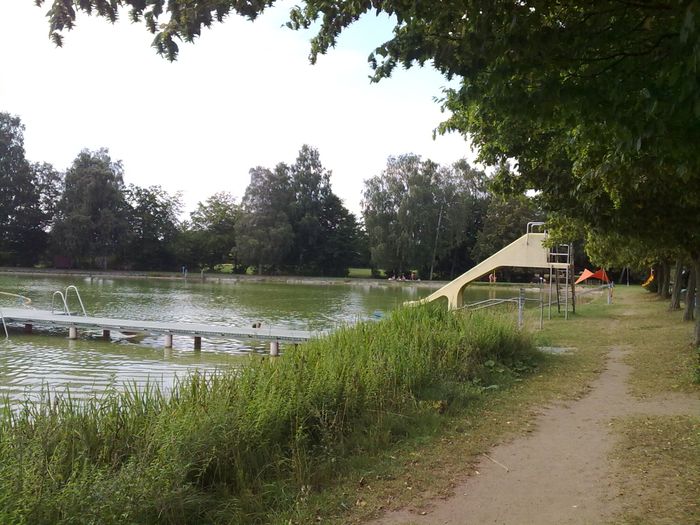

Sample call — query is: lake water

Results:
[0,273,534,404]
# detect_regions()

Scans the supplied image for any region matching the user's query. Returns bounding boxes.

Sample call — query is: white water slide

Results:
[408,228,571,310]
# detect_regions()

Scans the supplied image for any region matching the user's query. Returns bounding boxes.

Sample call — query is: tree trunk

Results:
[669,260,683,310]
[653,263,662,296]
[684,267,696,322]
[693,257,700,347]
[660,261,672,299]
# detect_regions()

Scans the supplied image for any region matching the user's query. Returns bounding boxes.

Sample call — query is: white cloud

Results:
[0,0,475,217]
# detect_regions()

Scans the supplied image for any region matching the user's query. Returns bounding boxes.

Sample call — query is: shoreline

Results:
[0,267,559,292]
[0,267,452,289]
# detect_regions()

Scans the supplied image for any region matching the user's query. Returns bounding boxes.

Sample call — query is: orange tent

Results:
[575,268,610,285]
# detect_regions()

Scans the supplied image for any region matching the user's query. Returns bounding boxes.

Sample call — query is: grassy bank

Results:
[0,306,536,524]
[5,288,693,524]
[607,288,700,524]
[612,415,700,524]
[284,287,698,524]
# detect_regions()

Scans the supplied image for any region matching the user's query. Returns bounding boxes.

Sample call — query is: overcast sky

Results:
[0,0,475,216]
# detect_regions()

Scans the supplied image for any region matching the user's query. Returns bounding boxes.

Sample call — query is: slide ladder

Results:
[547,243,575,319]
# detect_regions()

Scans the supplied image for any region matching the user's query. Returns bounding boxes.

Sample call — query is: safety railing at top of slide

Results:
[526,221,547,234]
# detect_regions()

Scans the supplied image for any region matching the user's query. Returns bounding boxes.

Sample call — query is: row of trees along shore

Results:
[1,112,544,279]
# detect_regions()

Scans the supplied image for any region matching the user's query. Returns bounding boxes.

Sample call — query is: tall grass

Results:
[0,306,536,524]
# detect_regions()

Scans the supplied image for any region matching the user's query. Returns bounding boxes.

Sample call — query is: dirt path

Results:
[370,347,700,525]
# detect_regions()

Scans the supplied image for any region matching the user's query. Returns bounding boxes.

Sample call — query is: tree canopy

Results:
[52,149,130,269]
[125,184,182,270]
[235,145,361,276]
[0,113,62,266]
[186,191,240,271]
[363,155,501,279]
[35,2,700,242]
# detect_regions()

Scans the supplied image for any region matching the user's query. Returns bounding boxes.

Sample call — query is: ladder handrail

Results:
[0,307,8,339]
[50,286,88,317]
[65,286,87,317]
[51,291,70,316]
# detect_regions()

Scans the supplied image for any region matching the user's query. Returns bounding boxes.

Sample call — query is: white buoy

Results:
[68,326,77,340]
[165,334,173,348]
[270,341,279,357]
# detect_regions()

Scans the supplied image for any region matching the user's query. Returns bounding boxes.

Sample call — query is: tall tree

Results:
[235,165,294,274]
[313,192,362,276]
[125,184,182,270]
[187,191,241,271]
[235,146,359,276]
[365,154,435,276]
[51,149,129,269]
[432,160,489,279]
[31,162,64,233]
[363,155,488,279]
[286,145,357,275]
[288,145,331,271]
[0,113,60,266]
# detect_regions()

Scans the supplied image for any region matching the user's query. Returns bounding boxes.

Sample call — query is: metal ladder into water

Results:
[51,285,87,317]
[0,286,87,340]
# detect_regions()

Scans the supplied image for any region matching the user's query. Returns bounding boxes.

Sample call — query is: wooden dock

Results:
[0,307,322,350]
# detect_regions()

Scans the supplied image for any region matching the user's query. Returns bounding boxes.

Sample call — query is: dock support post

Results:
[68,326,77,340]
[539,282,544,330]
[24,323,32,334]
[165,334,173,348]
[270,341,279,357]
[518,288,525,329]
[194,336,201,350]
[102,329,110,340]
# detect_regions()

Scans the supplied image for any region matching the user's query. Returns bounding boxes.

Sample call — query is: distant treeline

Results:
[1,112,542,278]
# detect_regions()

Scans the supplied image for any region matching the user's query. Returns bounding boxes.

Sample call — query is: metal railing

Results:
[459,288,544,329]
[577,283,614,304]
[51,291,69,315]
[526,221,546,234]
[0,308,8,339]
[464,297,520,311]
[51,286,88,317]
[65,286,87,316]
[0,291,34,340]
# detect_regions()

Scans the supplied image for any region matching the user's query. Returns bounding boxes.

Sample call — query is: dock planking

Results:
[0,307,322,347]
